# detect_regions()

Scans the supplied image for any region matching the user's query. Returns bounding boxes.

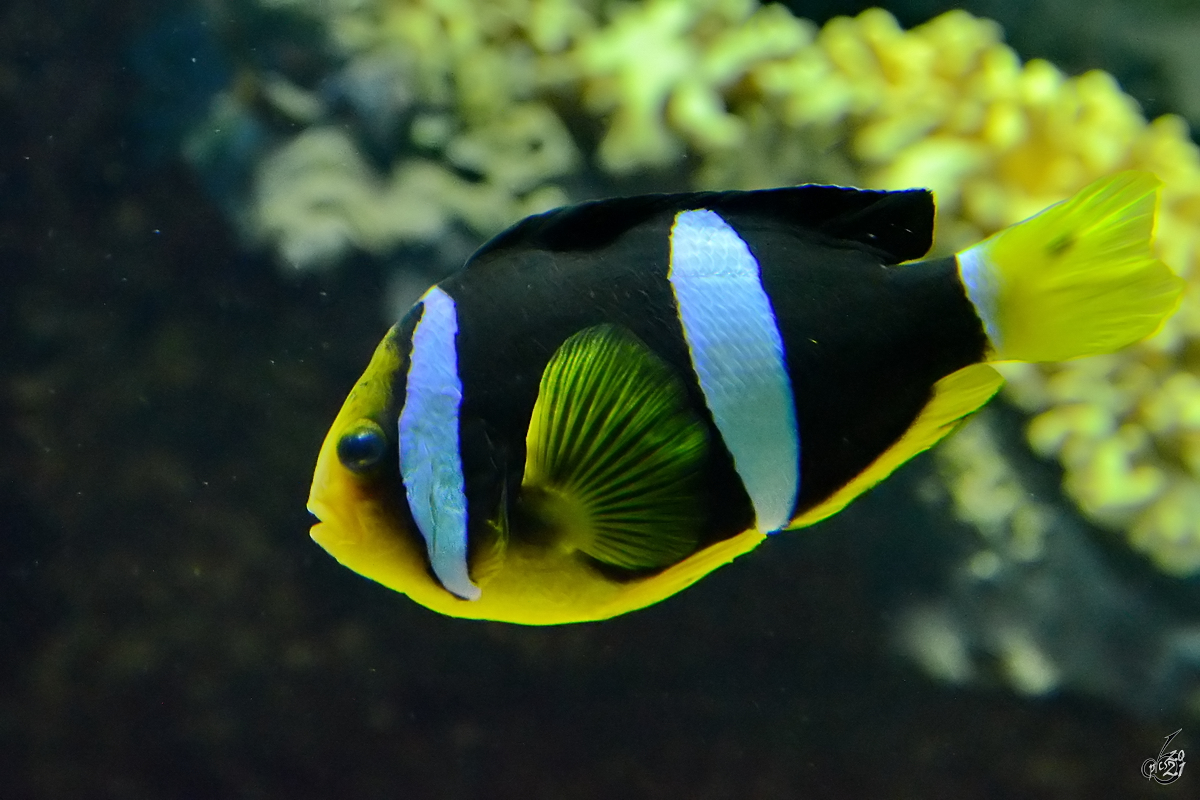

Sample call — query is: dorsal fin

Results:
[468,184,935,267]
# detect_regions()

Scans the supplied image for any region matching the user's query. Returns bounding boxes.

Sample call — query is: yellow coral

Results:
[247,0,816,259]
[254,127,566,270]
[571,0,811,171]
[249,0,593,265]
[934,413,1050,564]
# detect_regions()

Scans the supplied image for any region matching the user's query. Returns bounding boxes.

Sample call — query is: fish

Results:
[308,170,1183,625]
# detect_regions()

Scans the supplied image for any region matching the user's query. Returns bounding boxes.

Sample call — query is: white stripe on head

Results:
[668,209,800,532]
[397,286,480,600]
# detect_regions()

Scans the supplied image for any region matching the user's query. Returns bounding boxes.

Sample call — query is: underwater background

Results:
[6,0,1200,796]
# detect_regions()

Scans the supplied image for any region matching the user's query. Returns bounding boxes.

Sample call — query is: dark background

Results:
[3,0,1197,797]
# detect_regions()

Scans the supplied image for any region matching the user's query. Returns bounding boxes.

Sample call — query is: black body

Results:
[390,185,989,553]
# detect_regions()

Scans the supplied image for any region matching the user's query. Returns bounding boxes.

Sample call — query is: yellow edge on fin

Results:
[787,362,1005,529]
[595,528,768,620]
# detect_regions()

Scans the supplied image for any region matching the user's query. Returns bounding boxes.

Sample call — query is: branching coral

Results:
[231,1,1200,574]
[244,0,595,269]
[244,0,817,267]
[570,0,811,171]
[906,408,1200,713]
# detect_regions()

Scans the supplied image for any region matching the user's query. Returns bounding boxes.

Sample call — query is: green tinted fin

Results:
[521,325,708,569]
[789,362,1005,529]
[959,170,1183,362]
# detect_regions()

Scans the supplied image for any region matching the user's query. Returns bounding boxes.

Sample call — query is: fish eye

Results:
[337,420,389,473]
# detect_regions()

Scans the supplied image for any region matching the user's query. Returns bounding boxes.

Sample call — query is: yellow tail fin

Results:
[956,171,1184,363]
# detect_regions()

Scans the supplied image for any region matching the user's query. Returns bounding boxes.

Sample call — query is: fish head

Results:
[307,325,451,609]
[308,324,767,625]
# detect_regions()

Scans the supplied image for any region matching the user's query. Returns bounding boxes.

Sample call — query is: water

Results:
[4,0,1198,796]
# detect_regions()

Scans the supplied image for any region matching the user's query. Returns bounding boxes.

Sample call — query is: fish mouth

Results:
[307,490,370,556]
[306,500,342,552]
[306,431,366,555]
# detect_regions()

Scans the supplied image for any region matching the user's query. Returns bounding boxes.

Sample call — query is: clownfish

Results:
[308,171,1182,625]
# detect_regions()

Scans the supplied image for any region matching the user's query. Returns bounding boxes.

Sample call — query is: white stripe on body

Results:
[668,209,800,532]
[956,244,1002,352]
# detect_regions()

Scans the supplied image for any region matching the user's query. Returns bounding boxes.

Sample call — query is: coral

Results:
[904,408,1200,714]
[245,0,594,268]
[570,0,812,172]
[253,118,572,270]
[934,413,1052,569]
[240,0,817,267]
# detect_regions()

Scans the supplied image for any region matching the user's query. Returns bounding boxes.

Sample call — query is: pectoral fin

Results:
[521,324,709,569]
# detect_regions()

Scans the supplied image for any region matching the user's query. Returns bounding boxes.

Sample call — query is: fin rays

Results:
[959,171,1184,363]
[522,325,708,570]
